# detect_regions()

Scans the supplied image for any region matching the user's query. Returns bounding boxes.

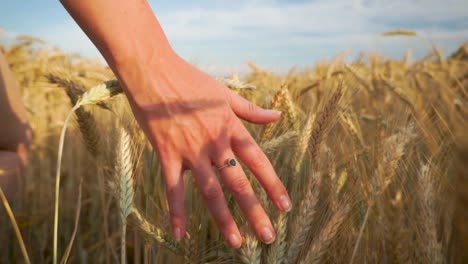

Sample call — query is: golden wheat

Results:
[1,35,467,263]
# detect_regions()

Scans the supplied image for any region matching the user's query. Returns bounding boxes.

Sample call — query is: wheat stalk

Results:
[60,177,83,264]
[53,79,124,264]
[0,186,31,264]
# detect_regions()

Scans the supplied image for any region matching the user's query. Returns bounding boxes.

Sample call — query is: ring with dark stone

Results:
[217,158,237,171]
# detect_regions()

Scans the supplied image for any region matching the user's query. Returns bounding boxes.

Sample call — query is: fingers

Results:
[226,89,281,124]
[161,157,185,241]
[231,123,292,213]
[213,150,276,244]
[191,159,242,248]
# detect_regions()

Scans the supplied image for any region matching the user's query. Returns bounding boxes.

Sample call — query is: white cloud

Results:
[4,0,467,75]
[157,0,468,40]
[153,0,468,74]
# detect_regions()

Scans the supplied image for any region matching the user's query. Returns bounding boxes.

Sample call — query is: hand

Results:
[120,53,292,248]
[61,0,291,249]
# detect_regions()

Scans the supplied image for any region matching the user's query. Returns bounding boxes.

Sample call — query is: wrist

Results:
[112,45,181,105]
[61,0,178,102]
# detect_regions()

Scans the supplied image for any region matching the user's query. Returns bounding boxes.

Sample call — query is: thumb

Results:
[226,89,281,124]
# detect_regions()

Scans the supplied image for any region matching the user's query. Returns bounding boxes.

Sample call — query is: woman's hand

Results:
[121,52,291,248]
[61,0,291,248]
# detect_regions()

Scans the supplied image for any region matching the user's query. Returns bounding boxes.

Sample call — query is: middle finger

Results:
[191,159,242,248]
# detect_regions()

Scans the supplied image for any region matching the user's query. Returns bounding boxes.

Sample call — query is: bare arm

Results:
[61,0,291,248]
[0,51,32,199]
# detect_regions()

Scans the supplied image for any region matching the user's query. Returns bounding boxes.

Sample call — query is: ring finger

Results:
[213,149,276,244]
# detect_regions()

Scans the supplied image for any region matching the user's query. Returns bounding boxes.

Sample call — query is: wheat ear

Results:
[260,131,297,155]
[380,123,416,193]
[418,164,443,263]
[238,233,262,264]
[262,212,287,264]
[47,74,108,158]
[116,128,135,263]
[261,87,288,141]
[308,82,344,174]
[131,208,184,256]
[53,80,123,264]
[285,171,321,264]
[302,205,349,264]
[292,114,315,173]
[218,74,256,89]
[76,79,122,107]
[344,64,371,91]
[283,88,300,131]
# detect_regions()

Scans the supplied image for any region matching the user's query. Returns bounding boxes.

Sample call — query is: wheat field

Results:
[0,35,467,263]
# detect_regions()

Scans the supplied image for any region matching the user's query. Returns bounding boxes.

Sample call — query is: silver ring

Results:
[217,158,237,171]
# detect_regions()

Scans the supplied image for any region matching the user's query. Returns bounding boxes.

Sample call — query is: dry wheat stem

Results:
[60,177,83,264]
[53,103,80,264]
[350,203,371,264]
[53,80,124,264]
[0,186,31,264]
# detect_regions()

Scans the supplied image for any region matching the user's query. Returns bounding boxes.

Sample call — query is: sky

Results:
[1,0,467,75]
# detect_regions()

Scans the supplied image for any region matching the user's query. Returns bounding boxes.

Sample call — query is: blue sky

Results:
[1,0,467,75]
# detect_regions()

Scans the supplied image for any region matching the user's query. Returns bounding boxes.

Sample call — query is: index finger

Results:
[231,122,291,213]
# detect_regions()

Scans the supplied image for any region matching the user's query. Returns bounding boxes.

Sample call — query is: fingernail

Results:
[265,109,281,115]
[280,195,292,212]
[228,234,241,248]
[173,227,182,241]
[261,227,275,244]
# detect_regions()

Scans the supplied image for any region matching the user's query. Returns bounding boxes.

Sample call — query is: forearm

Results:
[0,51,31,164]
[60,0,176,101]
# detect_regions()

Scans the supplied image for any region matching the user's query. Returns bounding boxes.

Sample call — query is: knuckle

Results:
[169,208,183,219]
[248,101,258,113]
[249,153,267,171]
[202,185,223,202]
[229,177,251,196]
[166,187,179,202]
